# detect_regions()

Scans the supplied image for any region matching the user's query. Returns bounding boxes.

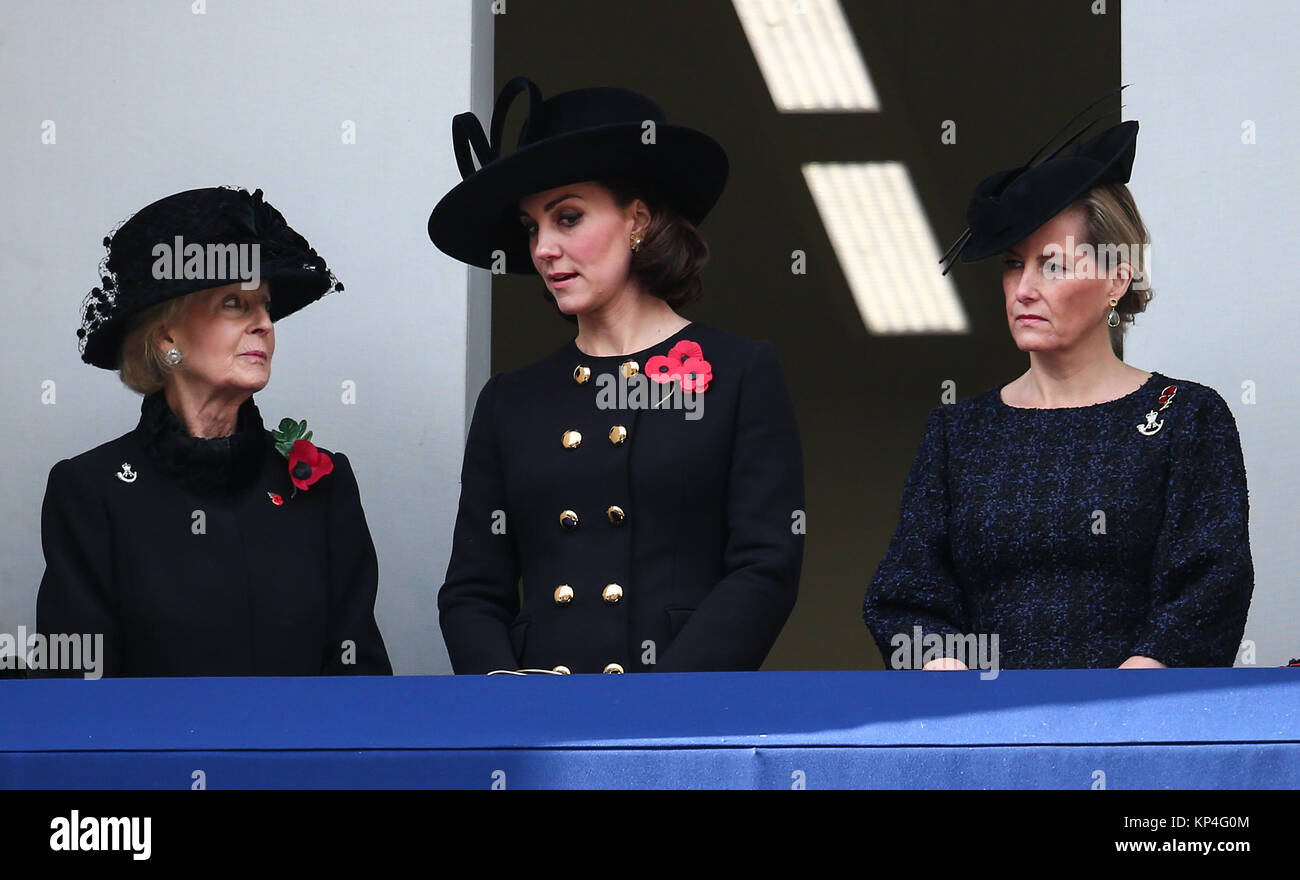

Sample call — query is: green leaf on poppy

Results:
[272,416,313,460]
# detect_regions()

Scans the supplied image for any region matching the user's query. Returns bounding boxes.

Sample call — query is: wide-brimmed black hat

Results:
[941,89,1138,272]
[427,76,729,274]
[79,187,341,369]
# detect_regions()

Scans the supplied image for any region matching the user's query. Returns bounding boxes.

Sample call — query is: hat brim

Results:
[428,122,728,274]
[960,121,1138,263]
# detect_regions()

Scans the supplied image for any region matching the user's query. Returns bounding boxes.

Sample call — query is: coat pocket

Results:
[665,606,695,641]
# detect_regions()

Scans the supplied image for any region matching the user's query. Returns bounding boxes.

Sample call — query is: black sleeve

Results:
[863,407,972,667]
[35,459,122,678]
[656,342,805,672]
[437,375,523,673]
[321,451,393,675]
[1132,390,1254,667]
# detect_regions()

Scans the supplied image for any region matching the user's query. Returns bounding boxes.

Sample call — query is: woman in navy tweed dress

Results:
[863,112,1253,670]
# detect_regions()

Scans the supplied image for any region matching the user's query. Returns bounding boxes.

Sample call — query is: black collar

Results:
[135,392,267,495]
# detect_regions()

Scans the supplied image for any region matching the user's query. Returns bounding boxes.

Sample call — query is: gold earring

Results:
[630,233,644,253]
[1106,298,1120,328]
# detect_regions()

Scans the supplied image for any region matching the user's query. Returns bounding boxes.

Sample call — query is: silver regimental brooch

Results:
[115,462,137,483]
[1137,384,1178,436]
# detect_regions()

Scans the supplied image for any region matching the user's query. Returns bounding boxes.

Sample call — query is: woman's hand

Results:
[922,656,969,670]
[1119,655,1167,669]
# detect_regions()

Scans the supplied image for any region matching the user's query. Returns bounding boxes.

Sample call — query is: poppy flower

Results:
[288,439,334,491]
[666,340,703,363]
[677,356,713,393]
[647,339,711,391]
[646,354,679,384]
[267,492,284,506]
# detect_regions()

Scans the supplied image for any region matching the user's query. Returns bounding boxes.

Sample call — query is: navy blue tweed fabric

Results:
[863,373,1254,669]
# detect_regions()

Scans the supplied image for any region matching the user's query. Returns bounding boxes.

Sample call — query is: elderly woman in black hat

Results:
[863,106,1253,670]
[428,77,804,674]
[35,187,391,677]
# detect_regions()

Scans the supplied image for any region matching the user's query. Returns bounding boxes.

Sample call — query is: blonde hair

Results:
[1071,183,1153,355]
[117,295,190,394]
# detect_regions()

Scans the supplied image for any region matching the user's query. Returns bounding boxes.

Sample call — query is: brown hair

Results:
[1070,183,1154,355]
[117,295,190,394]
[604,179,710,308]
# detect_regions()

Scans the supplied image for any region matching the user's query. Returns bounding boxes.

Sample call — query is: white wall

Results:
[0,0,494,674]
[1123,0,1299,666]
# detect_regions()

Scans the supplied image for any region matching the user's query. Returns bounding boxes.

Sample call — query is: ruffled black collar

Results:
[135,392,267,495]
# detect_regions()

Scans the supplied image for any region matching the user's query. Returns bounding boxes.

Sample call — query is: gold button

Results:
[603,662,625,674]
[553,584,574,605]
[562,429,582,449]
[606,505,626,526]
[620,360,640,379]
[602,583,623,604]
[608,425,628,446]
[553,665,571,675]
[559,509,579,530]
[573,365,591,385]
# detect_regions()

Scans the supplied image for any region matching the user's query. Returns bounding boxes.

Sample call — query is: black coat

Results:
[34,393,391,677]
[438,323,805,674]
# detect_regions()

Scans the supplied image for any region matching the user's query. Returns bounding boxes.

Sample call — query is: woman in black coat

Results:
[34,187,391,678]
[428,77,805,674]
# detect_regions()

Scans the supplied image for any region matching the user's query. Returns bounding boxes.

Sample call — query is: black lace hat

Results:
[942,88,1138,272]
[79,187,341,369]
[427,76,729,274]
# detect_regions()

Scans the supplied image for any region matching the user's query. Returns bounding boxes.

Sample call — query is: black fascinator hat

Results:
[427,76,729,274]
[79,187,341,369]
[942,87,1138,272]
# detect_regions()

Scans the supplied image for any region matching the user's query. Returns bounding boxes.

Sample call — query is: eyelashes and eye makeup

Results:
[1001,256,1066,276]
[519,206,583,237]
[219,291,272,313]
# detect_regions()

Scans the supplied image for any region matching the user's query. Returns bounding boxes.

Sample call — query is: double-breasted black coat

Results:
[438,322,805,674]
[35,393,392,677]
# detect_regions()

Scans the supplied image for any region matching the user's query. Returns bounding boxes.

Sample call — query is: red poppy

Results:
[1158,385,1177,406]
[667,340,703,363]
[647,339,711,391]
[646,354,678,384]
[267,492,284,506]
[677,356,713,392]
[288,439,334,491]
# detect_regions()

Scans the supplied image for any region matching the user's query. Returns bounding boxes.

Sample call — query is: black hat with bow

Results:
[941,88,1139,272]
[79,187,341,369]
[427,76,729,274]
